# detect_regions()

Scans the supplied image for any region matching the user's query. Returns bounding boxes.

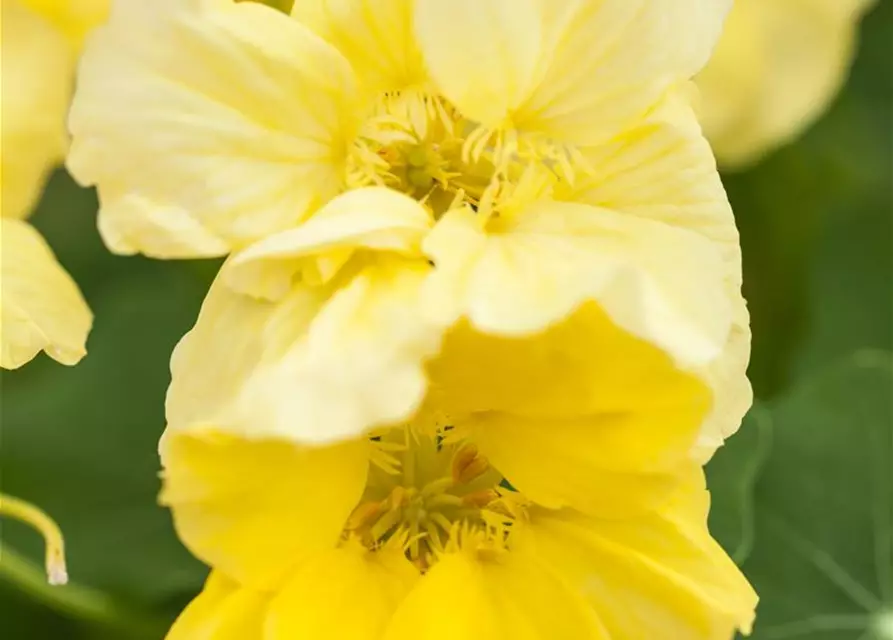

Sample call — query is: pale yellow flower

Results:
[70,0,750,454]
[18,0,110,51]
[158,427,757,639]
[0,0,93,369]
[698,0,876,167]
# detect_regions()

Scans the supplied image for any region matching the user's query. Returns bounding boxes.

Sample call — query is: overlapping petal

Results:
[423,201,731,368]
[383,546,608,639]
[68,0,360,257]
[514,471,758,639]
[166,572,268,640]
[0,219,93,369]
[266,541,418,639]
[292,0,425,93]
[159,429,370,589]
[1,0,72,221]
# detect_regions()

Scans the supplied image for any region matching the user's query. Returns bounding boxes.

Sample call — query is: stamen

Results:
[0,493,68,585]
[451,443,489,485]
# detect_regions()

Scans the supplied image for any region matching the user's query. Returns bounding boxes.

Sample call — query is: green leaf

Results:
[741,351,893,639]
[706,405,773,564]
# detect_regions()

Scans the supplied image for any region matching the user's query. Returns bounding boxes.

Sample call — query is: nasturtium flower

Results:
[0,0,96,369]
[70,0,750,455]
[159,426,757,639]
[697,0,877,168]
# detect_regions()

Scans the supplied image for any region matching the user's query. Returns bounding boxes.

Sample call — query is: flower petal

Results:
[0,219,93,369]
[1,0,72,220]
[68,0,359,257]
[233,257,443,443]
[383,547,608,639]
[292,0,425,92]
[159,429,370,589]
[266,541,418,639]
[413,0,542,126]
[517,0,733,145]
[424,201,731,368]
[565,94,752,454]
[697,0,870,167]
[224,187,433,300]
[166,267,331,432]
[166,572,267,640]
[515,470,758,638]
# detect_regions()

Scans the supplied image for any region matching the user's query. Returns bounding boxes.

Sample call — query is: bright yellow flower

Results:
[697,0,876,168]
[159,428,757,639]
[69,0,751,454]
[0,0,94,369]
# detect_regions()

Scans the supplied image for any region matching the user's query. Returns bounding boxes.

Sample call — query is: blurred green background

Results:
[1,3,891,639]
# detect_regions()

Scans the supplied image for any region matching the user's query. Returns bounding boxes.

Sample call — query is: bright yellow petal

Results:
[698,0,872,167]
[18,0,110,51]
[68,0,360,257]
[516,0,733,146]
[424,200,731,368]
[0,0,72,221]
[413,0,542,126]
[564,93,752,455]
[224,187,433,300]
[233,256,443,443]
[0,218,92,369]
[515,471,758,639]
[159,429,370,590]
[383,547,608,639]
[166,572,267,640]
[292,0,425,93]
[468,414,698,518]
[266,541,418,639]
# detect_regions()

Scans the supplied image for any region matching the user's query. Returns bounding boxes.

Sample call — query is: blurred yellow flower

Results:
[0,0,95,369]
[69,0,751,454]
[159,428,757,639]
[698,0,876,168]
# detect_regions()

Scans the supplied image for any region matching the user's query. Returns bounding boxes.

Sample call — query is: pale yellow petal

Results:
[413,0,542,126]
[18,0,110,51]
[515,471,758,639]
[159,429,370,589]
[564,93,752,453]
[68,0,360,257]
[424,201,731,368]
[233,257,443,443]
[266,541,418,639]
[0,0,72,220]
[384,548,608,639]
[166,572,267,640]
[516,0,733,145]
[165,267,330,432]
[292,0,425,92]
[224,187,433,300]
[0,218,92,369]
[698,0,872,167]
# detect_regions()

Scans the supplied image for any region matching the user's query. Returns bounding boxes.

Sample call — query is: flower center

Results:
[345,428,512,571]
[346,90,572,220]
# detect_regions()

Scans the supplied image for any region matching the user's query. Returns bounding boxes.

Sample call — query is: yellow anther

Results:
[0,493,68,585]
[451,444,489,485]
[346,500,384,532]
[462,489,500,509]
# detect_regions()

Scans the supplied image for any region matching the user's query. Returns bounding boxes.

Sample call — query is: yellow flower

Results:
[159,428,757,639]
[0,0,94,369]
[697,0,876,168]
[69,0,750,453]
